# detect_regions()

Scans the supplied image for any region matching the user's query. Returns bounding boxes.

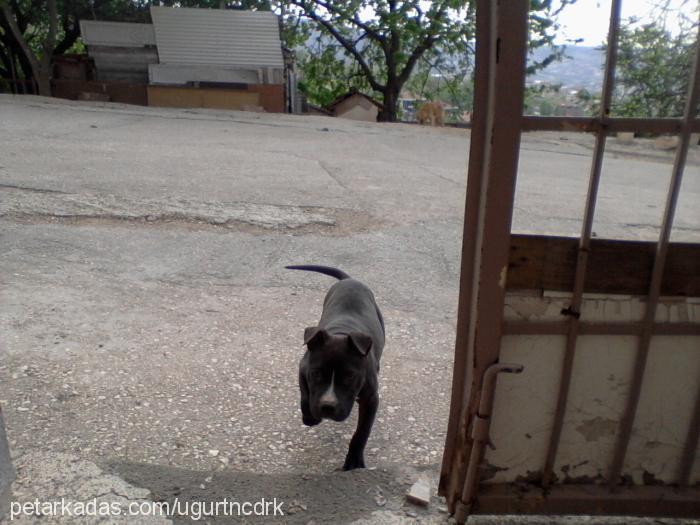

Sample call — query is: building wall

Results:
[150,7,284,70]
[484,292,700,486]
[53,80,148,105]
[250,84,285,113]
[89,46,158,84]
[149,64,261,85]
[79,21,156,47]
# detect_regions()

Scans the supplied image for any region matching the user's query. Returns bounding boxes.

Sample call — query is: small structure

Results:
[79,21,158,83]
[55,8,290,111]
[52,20,158,105]
[326,91,381,122]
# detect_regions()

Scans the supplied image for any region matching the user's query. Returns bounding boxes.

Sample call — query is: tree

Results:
[1,0,58,95]
[285,0,574,122]
[612,7,698,118]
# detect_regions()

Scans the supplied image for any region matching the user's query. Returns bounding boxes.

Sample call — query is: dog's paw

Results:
[342,453,366,470]
[302,414,321,427]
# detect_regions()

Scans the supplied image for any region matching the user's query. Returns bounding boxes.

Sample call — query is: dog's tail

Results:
[285,265,350,280]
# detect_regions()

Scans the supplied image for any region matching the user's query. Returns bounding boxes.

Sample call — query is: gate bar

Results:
[678,379,700,486]
[542,0,622,488]
[439,0,529,514]
[439,0,493,505]
[608,24,700,488]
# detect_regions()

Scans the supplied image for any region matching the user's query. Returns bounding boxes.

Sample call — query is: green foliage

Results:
[296,36,372,106]
[285,0,573,121]
[283,0,478,121]
[612,19,697,118]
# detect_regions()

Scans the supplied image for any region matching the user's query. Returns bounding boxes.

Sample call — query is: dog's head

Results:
[302,327,373,422]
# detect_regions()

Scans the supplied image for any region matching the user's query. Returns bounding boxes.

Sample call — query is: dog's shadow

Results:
[106,460,418,524]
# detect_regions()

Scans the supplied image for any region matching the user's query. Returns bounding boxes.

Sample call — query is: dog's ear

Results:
[304,326,327,348]
[347,332,372,356]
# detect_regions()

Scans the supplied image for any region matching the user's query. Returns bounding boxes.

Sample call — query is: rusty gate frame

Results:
[439,0,700,521]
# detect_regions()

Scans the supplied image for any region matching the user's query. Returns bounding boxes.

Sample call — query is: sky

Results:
[555,0,697,45]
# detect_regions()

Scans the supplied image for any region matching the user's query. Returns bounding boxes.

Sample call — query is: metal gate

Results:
[439,0,700,520]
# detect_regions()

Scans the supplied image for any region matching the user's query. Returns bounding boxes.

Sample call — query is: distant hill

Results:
[299,33,605,94]
[528,46,604,92]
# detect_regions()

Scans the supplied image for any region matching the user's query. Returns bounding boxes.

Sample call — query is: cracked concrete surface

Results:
[0,187,340,230]
[9,453,171,524]
[0,96,698,524]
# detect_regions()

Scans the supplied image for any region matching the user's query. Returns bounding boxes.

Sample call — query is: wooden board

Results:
[147,85,259,111]
[507,234,700,296]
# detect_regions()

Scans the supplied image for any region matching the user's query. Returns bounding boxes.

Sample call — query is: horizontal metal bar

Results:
[502,320,700,336]
[522,116,700,134]
[473,483,700,517]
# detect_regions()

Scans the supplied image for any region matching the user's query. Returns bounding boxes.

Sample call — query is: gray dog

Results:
[286,265,385,470]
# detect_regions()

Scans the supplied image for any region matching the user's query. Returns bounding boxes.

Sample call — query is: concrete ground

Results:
[0,95,698,524]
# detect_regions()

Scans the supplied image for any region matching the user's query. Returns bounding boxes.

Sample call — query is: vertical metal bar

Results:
[450,0,529,518]
[541,0,623,488]
[608,26,700,489]
[678,380,700,486]
[440,0,493,509]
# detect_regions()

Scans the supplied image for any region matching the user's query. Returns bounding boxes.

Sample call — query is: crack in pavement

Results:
[0,189,338,230]
[0,183,69,195]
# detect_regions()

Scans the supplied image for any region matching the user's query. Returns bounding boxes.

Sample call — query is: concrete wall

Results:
[484,292,700,486]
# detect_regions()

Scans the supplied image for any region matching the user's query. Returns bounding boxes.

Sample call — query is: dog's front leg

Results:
[299,367,321,427]
[343,393,378,470]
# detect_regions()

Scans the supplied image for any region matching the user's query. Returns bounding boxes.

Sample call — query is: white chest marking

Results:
[320,372,337,406]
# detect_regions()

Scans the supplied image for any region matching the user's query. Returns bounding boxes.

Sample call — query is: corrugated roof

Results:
[80,21,156,47]
[150,7,284,68]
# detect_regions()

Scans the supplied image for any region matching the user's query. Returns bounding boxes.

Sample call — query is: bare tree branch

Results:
[290,0,386,91]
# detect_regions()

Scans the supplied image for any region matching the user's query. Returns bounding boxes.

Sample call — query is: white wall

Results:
[484,292,700,485]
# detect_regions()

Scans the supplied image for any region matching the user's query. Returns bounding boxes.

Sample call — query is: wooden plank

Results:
[521,116,700,134]
[507,234,700,296]
[474,484,700,517]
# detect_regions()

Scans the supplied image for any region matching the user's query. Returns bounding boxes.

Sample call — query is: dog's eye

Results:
[309,370,324,382]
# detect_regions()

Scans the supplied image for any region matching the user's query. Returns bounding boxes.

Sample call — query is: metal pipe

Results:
[455,363,524,523]
[542,0,623,488]
[608,23,700,489]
